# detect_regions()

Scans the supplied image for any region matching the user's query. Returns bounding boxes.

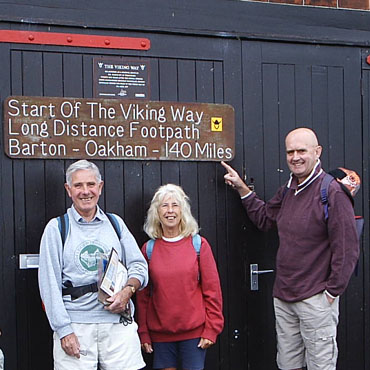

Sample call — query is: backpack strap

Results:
[58,212,121,247]
[62,281,98,300]
[57,213,69,246]
[105,212,125,264]
[320,173,335,221]
[354,216,364,277]
[320,173,364,277]
[322,172,363,237]
[106,213,121,240]
[146,239,155,260]
[355,216,364,239]
[146,235,201,261]
[192,234,202,281]
[192,234,201,256]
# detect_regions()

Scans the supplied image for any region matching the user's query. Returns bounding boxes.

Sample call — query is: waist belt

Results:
[62,281,98,300]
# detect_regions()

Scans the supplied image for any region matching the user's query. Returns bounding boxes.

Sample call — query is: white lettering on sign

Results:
[86,102,116,119]
[60,101,81,118]
[9,138,66,156]
[85,140,147,158]
[7,98,56,118]
[119,103,167,123]
[170,106,203,125]
[4,96,235,161]
[129,121,199,142]
[52,120,125,138]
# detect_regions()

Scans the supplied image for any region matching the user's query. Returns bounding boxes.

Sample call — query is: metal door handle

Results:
[250,263,274,291]
[252,269,274,275]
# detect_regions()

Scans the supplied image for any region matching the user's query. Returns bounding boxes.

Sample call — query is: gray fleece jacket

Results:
[38,205,148,339]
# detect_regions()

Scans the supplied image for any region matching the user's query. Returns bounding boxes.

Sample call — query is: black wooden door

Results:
[360,48,370,370]
[0,28,368,370]
[0,31,245,370]
[238,40,367,369]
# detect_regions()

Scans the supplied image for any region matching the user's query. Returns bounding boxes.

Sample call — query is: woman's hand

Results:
[141,343,153,353]
[198,338,214,349]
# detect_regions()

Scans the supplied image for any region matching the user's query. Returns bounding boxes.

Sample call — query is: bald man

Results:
[222,128,359,370]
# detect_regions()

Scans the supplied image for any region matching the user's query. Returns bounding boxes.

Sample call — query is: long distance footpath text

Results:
[4,96,235,161]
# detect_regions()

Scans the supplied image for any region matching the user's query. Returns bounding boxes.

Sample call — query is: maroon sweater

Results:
[136,236,224,343]
[242,165,359,302]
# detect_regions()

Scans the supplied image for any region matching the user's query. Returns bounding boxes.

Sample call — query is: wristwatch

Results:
[125,284,136,294]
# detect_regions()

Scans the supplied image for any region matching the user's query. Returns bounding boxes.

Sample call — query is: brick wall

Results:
[242,0,369,11]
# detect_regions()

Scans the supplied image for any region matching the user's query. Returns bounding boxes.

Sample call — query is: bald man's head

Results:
[285,128,322,183]
[286,128,319,147]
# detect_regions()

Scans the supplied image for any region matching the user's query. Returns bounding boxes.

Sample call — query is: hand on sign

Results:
[221,161,251,197]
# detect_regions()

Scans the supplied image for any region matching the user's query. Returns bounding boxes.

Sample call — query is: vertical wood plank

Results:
[277,64,296,184]
[312,65,329,168]
[339,47,363,370]
[295,64,313,127]
[0,44,18,370]
[22,50,47,369]
[361,67,370,370]
[223,39,248,370]
[158,58,180,184]
[178,59,199,219]
[243,41,277,369]
[43,52,66,222]
[196,59,218,370]
[327,67,345,168]
[262,63,280,199]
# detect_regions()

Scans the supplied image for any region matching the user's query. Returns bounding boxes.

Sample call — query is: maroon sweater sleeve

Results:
[241,186,286,232]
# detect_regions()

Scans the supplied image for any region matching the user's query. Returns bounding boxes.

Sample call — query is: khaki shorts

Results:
[274,292,339,370]
[53,322,145,370]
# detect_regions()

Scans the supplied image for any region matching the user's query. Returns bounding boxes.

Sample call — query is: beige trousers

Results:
[53,322,145,370]
[274,292,339,370]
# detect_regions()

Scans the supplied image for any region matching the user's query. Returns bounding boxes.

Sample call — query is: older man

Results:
[39,160,148,370]
[222,127,359,370]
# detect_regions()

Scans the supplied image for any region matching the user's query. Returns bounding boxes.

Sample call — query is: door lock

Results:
[250,263,274,291]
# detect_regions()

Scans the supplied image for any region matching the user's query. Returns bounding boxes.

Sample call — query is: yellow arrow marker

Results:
[211,117,223,132]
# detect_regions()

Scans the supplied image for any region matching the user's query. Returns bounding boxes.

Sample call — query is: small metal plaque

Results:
[93,57,150,99]
[4,96,235,161]
[19,254,40,269]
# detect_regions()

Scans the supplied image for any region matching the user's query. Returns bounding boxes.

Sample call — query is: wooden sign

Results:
[4,96,235,161]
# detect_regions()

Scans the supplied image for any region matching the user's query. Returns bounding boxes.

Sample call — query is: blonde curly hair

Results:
[144,184,199,239]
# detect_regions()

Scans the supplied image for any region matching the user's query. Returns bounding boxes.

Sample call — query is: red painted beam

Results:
[0,30,150,50]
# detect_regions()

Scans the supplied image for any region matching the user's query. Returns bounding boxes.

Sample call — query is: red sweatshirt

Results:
[136,236,224,344]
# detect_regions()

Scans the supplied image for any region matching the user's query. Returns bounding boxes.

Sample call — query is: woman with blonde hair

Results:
[137,184,224,370]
